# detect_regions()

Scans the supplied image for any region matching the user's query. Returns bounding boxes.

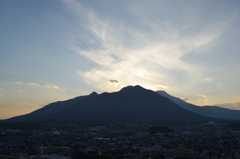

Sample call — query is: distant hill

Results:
[157,90,240,120]
[5,86,227,124]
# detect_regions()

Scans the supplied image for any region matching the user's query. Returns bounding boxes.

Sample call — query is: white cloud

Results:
[195,94,208,99]
[0,88,5,91]
[13,81,23,85]
[17,89,26,94]
[195,94,209,105]
[203,77,214,82]
[12,81,60,89]
[154,85,170,91]
[26,82,40,86]
[44,83,59,89]
[62,1,230,81]
[179,97,190,102]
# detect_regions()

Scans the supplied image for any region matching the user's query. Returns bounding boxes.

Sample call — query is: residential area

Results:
[1,122,240,159]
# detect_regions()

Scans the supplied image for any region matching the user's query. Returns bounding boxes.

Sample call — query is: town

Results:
[1,122,240,159]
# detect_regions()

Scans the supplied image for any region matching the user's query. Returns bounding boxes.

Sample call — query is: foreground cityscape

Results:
[1,122,240,159]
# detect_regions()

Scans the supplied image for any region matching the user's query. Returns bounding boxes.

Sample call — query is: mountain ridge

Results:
[157,90,240,120]
[4,85,229,124]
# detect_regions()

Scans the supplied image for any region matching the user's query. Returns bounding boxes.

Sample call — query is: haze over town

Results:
[1,0,240,119]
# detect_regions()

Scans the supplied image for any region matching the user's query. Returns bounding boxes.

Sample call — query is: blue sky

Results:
[1,0,240,119]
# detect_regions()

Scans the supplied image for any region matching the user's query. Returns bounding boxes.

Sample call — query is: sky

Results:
[1,0,240,119]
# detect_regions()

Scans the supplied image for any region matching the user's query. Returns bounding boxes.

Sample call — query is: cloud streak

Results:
[44,83,59,89]
[13,81,23,85]
[12,82,60,89]
[26,82,40,86]
[17,89,26,94]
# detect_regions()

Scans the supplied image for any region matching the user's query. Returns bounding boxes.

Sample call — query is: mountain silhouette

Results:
[157,90,240,120]
[6,86,226,124]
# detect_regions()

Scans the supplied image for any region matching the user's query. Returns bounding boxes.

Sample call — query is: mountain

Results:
[5,86,226,124]
[157,90,240,120]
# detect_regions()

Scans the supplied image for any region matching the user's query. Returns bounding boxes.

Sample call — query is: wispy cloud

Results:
[154,85,170,91]
[26,82,40,86]
[62,0,232,93]
[59,0,240,107]
[179,97,190,102]
[195,94,208,99]
[17,89,26,94]
[12,82,60,89]
[44,83,59,89]
[0,88,4,96]
[203,77,214,82]
[13,81,23,85]
[195,94,209,105]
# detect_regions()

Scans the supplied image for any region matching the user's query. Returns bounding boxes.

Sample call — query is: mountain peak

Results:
[120,85,145,92]
[156,90,169,96]
[89,91,98,96]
